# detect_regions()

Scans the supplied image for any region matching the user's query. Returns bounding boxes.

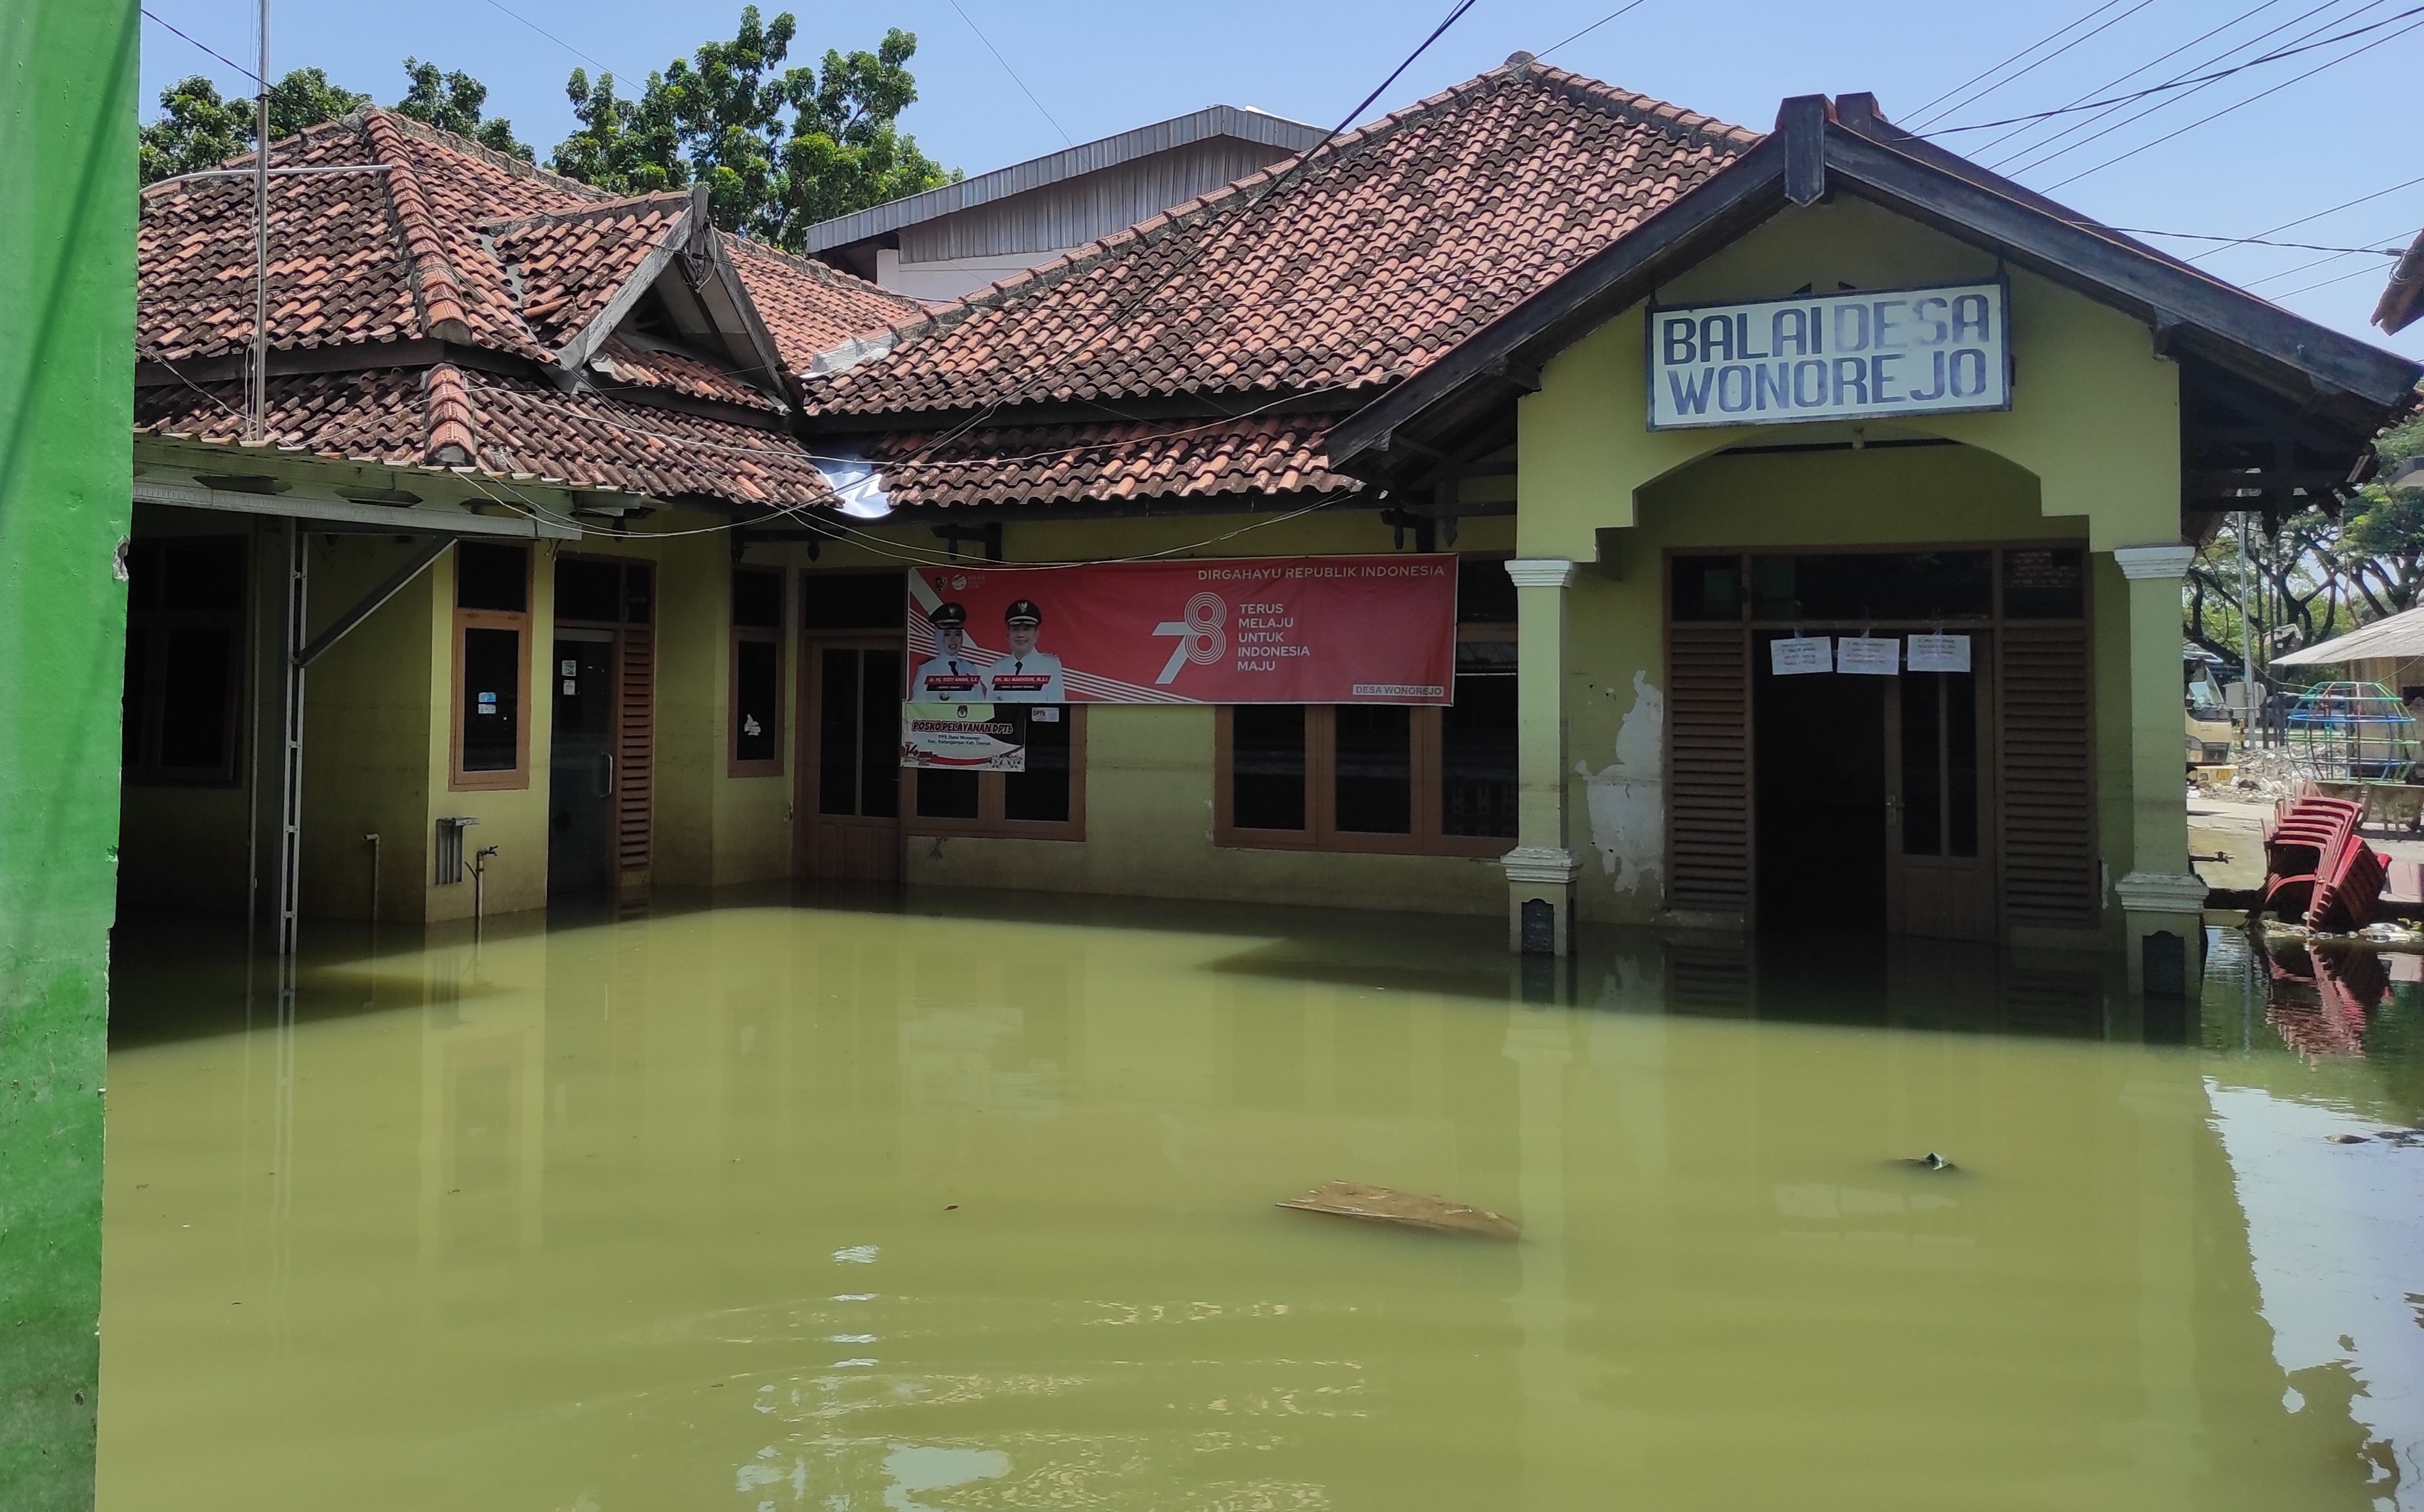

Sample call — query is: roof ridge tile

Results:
[373,109,619,201]
[421,362,478,465]
[362,111,474,343]
[483,191,697,238]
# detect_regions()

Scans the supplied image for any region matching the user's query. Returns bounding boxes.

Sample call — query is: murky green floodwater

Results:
[99,892,2423,1511]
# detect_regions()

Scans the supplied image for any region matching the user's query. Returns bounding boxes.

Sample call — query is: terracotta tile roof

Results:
[806,60,1760,417]
[140,113,911,373]
[135,109,919,512]
[853,416,1354,509]
[137,365,838,508]
[486,194,694,352]
[725,235,928,369]
[592,337,783,412]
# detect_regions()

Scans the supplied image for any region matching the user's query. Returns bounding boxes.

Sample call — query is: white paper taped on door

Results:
[1770,637,1832,676]
[1907,634,1972,673]
[1837,636,1900,676]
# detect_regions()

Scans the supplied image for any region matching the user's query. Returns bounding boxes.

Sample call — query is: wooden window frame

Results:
[729,567,786,779]
[1212,555,1517,858]
[1213,700,1511,858]
[449,545,533,792]
[122,534,249,788]
[905,705,1089,842]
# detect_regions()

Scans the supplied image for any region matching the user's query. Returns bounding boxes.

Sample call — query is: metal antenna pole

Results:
[249,0,269,443]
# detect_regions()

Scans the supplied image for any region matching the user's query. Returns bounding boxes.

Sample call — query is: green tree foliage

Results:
[2187,411,2424,684]
[137,69,369,184]
[396,58,533,160]
[549,7,953,250]
[138,60,526,185]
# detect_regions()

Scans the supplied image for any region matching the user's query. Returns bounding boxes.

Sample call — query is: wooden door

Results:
[795,636,904,882]
[547,630,617,895]
[1885,643,1996,941]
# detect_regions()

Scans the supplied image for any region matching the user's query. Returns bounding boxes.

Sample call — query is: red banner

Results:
[905,555,1458,704]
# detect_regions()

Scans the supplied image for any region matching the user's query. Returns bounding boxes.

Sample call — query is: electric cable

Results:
[947,0,1072,146]
[1903,0,2132,125]
[2185,173,2424,262]
[2237,217,2423,286]
[1909,0,2154,132]
[1960,0,2281,158]
[1989,0,2369,173]
[1928,1,2421,139]
[2273,258,2414,300]
[480,0,611,75]
[2101,228,2404,255]
[453,374,1363,470]
[2041,8,2424,188]
[141,7,262,83]
[1537,0,1654,61]
[815,0,1483,479]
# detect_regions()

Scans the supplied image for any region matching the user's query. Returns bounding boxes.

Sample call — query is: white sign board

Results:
[1648,281,2010,429]
[1906,634,1973,673]
[1837,636,1900,676]
[899,703,1027,772]
[1770,637,1832,676]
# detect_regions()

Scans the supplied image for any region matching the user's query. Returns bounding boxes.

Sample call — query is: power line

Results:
[481,0,611,75]
[839,0,1483,481]
[1538,0,1654,61]
[1964,0,2281,159]
[946,0,1072,147]
[2104,227,2405,255]
[141,7,262,84]
[1928,2,2421,137]
[2274,258,2409,300]
[2042,8,2424,189]
[1903,1,2129,124]
[2238,218,2422,286]
[1990,0,2363,176]
[1910,0,2155,132]
[2185,173,2424,262]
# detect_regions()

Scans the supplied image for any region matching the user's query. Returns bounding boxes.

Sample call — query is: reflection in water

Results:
[99,894,2424,1511]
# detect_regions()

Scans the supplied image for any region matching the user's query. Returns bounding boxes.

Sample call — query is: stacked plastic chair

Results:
[2257,794,2385,932]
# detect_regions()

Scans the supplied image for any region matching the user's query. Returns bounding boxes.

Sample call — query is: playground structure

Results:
[2283,680,2418,782]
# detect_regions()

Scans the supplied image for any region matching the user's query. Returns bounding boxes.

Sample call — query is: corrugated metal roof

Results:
[2274,605,2424,666]
[804,105,1325,252]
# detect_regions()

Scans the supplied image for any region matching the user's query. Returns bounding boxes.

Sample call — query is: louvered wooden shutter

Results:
[1666,624,1752,915]
[616,628,655,880]
[1997,625,2096,928]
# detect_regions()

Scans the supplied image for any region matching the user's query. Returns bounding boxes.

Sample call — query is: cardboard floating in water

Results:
[1277,1181,1521,1240]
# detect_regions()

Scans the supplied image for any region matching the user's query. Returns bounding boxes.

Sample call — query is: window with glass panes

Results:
[452,542,531,789]
[1214,556,1516,854]
[730,567,785,775]
[908,705,1085,839]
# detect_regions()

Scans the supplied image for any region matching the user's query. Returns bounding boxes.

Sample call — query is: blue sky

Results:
[138,0,2424,360]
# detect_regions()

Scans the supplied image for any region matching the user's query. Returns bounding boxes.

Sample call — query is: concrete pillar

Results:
[1504,558,1581,954]
[2110,545,2206,997]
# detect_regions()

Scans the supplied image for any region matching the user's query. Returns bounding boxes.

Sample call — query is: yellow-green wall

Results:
[799,510,1519,916]
[1516,195,2184,946]
[306,535,437,920]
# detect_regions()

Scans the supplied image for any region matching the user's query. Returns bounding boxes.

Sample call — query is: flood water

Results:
[99,891,2424,1511]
